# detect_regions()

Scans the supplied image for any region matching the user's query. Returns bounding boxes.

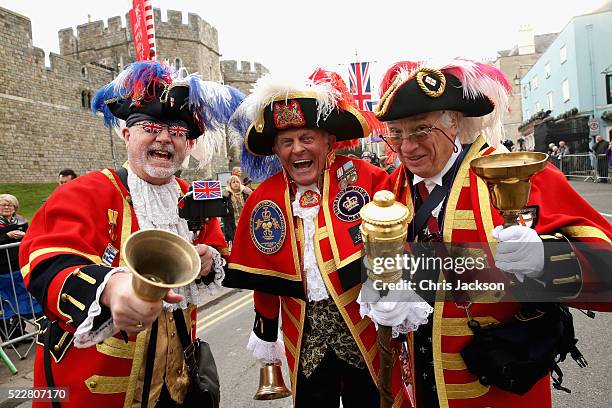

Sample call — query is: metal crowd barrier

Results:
[556,153,611,182]
[0,242,42,374]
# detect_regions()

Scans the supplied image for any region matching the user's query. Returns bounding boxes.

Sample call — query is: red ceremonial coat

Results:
[225,155,418,406]
[19,169,221,407]
[390,135,612,408]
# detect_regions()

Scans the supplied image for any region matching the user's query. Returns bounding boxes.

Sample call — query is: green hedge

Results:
[0,183,57,221]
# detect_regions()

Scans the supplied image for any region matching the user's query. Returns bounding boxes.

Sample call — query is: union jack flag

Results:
[192,181,222,200]
[349,62,374,111]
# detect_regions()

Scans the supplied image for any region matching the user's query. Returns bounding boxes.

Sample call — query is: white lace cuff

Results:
[73,267,128,348]
[246,331,285,365]
[390,302,433,338]
[198,245,226,296]
[358,284,433,338]
[163,245,226,311]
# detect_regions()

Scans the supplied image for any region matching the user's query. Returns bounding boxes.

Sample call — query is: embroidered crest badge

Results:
[516,205,539,229]
[299,190,321,208]
[273,100,306,130]
[250,200,287,254]
[333,186,370,222]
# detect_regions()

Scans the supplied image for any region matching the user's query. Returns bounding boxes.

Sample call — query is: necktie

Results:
[416,181,440,235]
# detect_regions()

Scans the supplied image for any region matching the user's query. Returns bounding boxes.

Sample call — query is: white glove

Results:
[492,225,544,282]
[358,279,432,334]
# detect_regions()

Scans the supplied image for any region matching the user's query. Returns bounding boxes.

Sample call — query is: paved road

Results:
[197,290,292,408]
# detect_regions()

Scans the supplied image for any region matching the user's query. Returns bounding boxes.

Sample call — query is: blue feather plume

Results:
[186,75,245,133]
[91,83,120,128]
[228,105,282,182]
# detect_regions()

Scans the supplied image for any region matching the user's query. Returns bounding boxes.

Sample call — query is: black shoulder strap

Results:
[410,147,469,234]
[173,309,192,351]
[43,320,61,408]
[115,167,129,192]
[141,320,159,408]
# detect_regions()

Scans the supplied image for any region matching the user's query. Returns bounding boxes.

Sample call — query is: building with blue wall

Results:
[520,2,612,152]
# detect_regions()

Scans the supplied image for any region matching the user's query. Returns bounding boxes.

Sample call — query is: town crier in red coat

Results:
[374,58,612,407]
[19,61,243,407]
[223,69,433,407]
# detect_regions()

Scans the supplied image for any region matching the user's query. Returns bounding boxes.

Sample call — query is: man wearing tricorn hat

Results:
[374,58,612,407]
[19,61,243,407]
[224,69,432,407]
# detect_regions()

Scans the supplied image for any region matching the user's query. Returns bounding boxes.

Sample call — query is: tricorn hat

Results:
[376,59,511,121]
[236,69,381,156]
[92,61,244,140]
[376,58,512,147]
[230,69,383,181]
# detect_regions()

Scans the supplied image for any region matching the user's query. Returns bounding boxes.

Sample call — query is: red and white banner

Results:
[129,0,155,60]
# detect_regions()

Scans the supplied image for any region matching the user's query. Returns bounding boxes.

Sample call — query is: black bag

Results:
[174,310,221,408]
[460,303,587,395]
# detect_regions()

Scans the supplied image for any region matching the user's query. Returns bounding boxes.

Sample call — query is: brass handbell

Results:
[253,363,291,400]
[122,229,201,301]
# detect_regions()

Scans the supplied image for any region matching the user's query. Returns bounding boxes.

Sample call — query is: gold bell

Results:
[253,363,291,400]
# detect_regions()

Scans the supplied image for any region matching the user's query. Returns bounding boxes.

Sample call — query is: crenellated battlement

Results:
[221,60,269,76]
[221,60,269,95]
[58,8,219,57]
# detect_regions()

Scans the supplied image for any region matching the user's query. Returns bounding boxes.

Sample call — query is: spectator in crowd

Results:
[558,140,570,156]
[593,135,609,182]
[242,177,254,190]
[231,166,242,178]
[0,194,41,341]
[58,168,77,185]
[547,142,556,156]
[0,194,28,269]
[361,150,373,163]
[222,175,252,244]
[549,145,560,168]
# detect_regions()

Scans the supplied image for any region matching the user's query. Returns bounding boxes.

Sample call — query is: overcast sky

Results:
[1,0,607,87]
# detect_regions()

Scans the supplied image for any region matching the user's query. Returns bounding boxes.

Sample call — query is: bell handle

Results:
[500,210,520,229]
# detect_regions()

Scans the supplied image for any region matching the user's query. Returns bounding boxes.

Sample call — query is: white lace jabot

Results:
[292,184,329,302]
[73,166,225,348]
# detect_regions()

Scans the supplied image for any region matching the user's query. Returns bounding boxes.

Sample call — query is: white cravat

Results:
[291,184,329,302]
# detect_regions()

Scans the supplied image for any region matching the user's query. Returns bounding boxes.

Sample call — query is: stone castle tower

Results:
[0,6,267,183]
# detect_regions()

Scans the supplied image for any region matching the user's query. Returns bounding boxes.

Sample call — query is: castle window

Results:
[81,90,92,109]
[81,66,88,78]
[174,58,182,70]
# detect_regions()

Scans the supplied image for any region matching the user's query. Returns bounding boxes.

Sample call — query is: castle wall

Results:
[0,6,268,183]
[0,7,126,183]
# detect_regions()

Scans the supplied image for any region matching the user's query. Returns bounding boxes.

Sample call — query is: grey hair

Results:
[0,194,19,211]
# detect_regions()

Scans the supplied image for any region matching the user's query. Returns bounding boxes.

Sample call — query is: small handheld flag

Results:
[192,181,222,200]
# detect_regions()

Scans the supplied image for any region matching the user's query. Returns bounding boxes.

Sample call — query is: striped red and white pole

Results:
[144,0,156,60]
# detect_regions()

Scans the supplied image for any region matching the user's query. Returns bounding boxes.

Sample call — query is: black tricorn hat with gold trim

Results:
[375,60,511,122]
[236,69,382,157]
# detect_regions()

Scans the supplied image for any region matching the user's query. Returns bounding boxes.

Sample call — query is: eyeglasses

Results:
[381,126,441,153]
[0,203,14,208]
[135,121,189,138]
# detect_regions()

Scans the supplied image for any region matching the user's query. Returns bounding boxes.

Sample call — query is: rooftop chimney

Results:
[518,24,535,55]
